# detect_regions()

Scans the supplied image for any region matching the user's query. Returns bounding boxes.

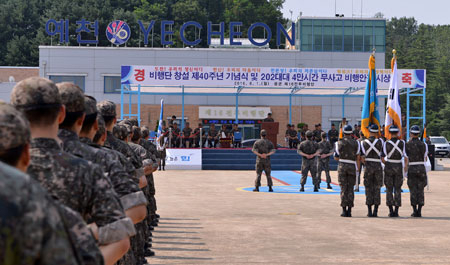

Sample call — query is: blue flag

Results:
[157,99,164,138]
[361,54,381,137]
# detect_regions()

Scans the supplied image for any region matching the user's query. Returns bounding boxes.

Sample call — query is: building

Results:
[2,16,389,145]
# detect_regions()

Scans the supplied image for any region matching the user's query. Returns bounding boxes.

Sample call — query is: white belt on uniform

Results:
[364,158,381,163]
[409,161,425,165]
[386,159,402,163]
[339,159,357,166]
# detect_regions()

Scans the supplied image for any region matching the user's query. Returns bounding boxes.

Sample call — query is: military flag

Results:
[385,50,402,139]
[361,52,381,137]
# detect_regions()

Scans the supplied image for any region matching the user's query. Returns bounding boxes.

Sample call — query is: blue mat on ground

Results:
[240,171,409,195]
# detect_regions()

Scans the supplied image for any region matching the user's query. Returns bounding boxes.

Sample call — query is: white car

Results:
[430,136,450,157]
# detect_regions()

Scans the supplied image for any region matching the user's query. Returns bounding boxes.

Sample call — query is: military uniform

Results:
[328,128,339,146]
[158,128,169,170]
[11,79,135,246]
[313,129,323,142]
[288,128,298,149]
[252,138,275,189]
[208,127,219,148]
[317,138,333,187]
[405,137,428,217]
[383,137,406,208]
[182,126,193,147]
[361,136,384,215]
[193,126,206,148]
[334,136,360,214]
[298,137,320,190]
[0,162,82,265]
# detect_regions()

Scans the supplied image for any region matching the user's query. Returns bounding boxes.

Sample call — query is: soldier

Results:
[171,122,181,147]
[157,122,169,170]
[328,123,339,147]
[382,125,405,217]
[405,125,428,217]
[313,123,323,142]
[182,122,193,148]
[317,132,334,190]
[208,124,219,148]
[11,77,133,265]
[263,112,274,122]
[0,103,83,265]
[252,130,276,192]
[298,130,321,192]
[288,124,299,149]
[334,125,361,217]
[360,124,384,217]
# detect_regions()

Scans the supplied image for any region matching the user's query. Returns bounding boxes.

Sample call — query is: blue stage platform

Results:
[202,148,338,171]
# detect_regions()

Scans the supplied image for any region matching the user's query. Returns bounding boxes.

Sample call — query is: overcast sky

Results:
[282,0,449,25]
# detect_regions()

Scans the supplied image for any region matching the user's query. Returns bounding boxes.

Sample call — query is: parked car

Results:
[242,139,283,148]
[430,136,450,157]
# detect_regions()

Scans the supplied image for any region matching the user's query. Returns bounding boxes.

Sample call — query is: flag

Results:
[157,99,164,139]
[384,53,402,139]
[361,53,381,138]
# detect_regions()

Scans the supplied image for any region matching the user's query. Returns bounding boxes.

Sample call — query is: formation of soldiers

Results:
[0,77,161,264]
[255,121,429,219]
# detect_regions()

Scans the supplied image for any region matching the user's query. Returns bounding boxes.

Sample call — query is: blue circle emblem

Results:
[106,20,131,45]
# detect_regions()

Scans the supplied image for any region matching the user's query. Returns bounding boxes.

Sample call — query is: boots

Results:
[367,205,373,217]
[411,205,418,217]
[327,183,333,189]
[388,206,395,217]
[300,185,305,192]
[268,186,273,192]
[314,185,319,192]
[341,207,347,217]
[417,205,423,217]
[347,207,352,217]
[373,205,379,217]
[253,186,259,192]
[394,206,400,217]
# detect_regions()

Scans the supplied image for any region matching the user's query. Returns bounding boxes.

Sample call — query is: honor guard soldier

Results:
[405,125,428,217]
[317,132,334,189]
[360,124,384,217]
[252,129,276,192]
[298,130,321,192]
[382,125,405,217]
[334,125,361,217]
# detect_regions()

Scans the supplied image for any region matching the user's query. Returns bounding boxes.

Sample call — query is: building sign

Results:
[199,106,271,120]
[165,149,202,170]
[121,65,426,89]
[45,20,294,47]
[106,20,131,45]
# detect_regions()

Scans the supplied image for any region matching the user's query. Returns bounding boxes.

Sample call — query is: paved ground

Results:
[149,159,450,264]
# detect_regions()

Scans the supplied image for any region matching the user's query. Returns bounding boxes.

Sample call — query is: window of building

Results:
[104,76,121,93]
[49,75,85,91]
[299,18,385,52]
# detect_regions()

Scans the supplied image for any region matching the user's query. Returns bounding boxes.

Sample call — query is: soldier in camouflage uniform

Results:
[11,77,134,265]
[0,103,83,265]
[298,131,321,192]
[317,132,334,189]
[252,130,276,192]
[382,125,405,217]
[360,124,384,217]
[405,125,428,217]
[334,125,361,217]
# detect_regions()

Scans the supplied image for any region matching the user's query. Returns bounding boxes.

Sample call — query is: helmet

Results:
[368,124,379,133]
[410,125,421,134]
[389,125,399,133]
[343,124,353,134]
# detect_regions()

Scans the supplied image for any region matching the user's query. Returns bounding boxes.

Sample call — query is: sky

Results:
[282,0,450,25]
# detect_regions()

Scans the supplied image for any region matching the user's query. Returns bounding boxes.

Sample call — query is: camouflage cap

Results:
[84,95,98,116]
[97,100,117,117]
[129,118,139,127]
[113,124,127,140]
[306,130,313,137]
[119,119,133,127]
[260,129,267,136]
[96,115,106,135]
[141,126,150,138]
[321,131,327,138]
[0,103,31,151]
[11,77,61,110]
[132,126,141,139]
[56,82,85,113]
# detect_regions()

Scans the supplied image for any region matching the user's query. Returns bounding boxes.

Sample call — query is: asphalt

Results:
[148,158,450,264]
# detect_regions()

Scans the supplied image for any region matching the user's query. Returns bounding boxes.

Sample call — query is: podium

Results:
[261,122,279,148]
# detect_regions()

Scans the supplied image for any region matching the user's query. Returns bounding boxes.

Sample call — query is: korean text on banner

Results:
[165,149,202,170]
